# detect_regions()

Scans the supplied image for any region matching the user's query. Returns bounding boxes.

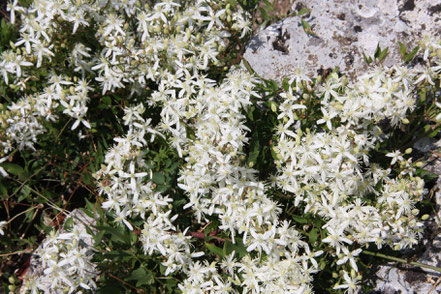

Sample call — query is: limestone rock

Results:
[244,0,441,83]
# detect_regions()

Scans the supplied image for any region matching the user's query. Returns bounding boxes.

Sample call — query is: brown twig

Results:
[0,10,10,22]
[108,273,146,294]
[428,275,441,294]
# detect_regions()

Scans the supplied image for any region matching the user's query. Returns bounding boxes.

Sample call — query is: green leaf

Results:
[82,170,93,185]
[297,7,310,16]
[362,52,373,65]
[258,7,270,21]
[404,46,419,63]
[291,214,308,224]
[205,243,225,257]
[282,77,290,91]
[263,0,274,11]
[398,41,407,57]
[0,183,7,198]
[309,228,319,244]
[301,19,312,35]
[247,105,255,121]
[230,238,248,258]
[127,267,154,287]
[95,225,129,244]
[377,46,389,62]
[94,230,105,244]
[152,172,165,184]
[64,217,74,230]
[374,43,381,58]
[17,185,31,203]
[427,128,439,138]
[100,250,131,260]
[84,198,96,215]
[223,239,247,258]
[1,163,24,178]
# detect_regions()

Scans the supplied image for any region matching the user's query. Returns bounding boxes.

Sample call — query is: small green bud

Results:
[393,244,401,250]
[8,276,15,284]
[8,285,16,291]
[405,148,412,154]
[334,103,343,111]
[411,208,419,216]
[316,75,322,83]
[350,269,356,278]
[415,162,423,167]
[342,76,348,87]
[402,118,410,124]
[332,272,338,279]
[271,102,278,113]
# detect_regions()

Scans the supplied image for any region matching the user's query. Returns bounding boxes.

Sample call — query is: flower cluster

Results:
[3,0,441,292]
[0,0,251,161]
[20,212,98,293]
[0,73,93,161]
[272,36,441,292]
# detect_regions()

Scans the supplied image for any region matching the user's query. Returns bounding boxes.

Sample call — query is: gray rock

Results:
[244,0,441,83]
[414,137,437,153]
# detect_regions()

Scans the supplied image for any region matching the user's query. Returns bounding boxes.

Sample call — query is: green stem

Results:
[362,250,441,274]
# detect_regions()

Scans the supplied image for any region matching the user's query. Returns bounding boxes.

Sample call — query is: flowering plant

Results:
[1,0,441,293]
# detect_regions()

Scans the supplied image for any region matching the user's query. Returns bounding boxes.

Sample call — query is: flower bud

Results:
[351,269,356,278]
[270,102,277,112]
[316,75,322,83]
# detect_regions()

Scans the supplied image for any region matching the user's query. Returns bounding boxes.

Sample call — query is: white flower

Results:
[0,221,7,235]
[386,150,403,165]
[333,270,360,294]
[336,247,362,272]
[6,0,24,24]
